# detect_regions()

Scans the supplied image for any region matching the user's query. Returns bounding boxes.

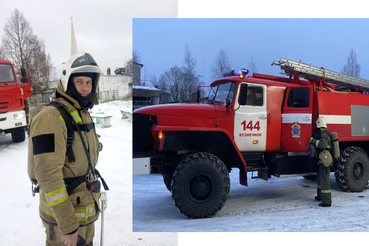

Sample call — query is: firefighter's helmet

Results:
[60,52,103,93]
[316,116,327,128]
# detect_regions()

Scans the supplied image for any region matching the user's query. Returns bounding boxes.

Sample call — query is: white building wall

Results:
[98,75,132,101]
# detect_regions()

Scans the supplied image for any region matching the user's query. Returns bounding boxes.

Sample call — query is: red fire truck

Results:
[133,58,369,219]
[0,59,32,143]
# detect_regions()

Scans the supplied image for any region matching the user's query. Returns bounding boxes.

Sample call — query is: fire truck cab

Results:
[0,59,32,143]
[133,58,369,219]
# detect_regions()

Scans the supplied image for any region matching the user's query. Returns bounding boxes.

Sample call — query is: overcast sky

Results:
[1,0,177,80]
[134,18,369,87]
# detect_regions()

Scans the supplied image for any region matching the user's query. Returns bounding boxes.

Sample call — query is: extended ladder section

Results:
[273,58,369,91]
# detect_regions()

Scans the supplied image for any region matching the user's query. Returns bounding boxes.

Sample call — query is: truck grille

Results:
[0,101,9,110]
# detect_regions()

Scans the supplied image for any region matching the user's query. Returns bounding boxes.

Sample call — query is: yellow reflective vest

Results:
[28,85,100,235]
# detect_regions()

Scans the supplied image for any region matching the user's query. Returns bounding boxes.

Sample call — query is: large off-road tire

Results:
[11,127,25,143]
[160,158,176,192]
[171,152,230,219]
[163,172,173,191]
[335,146,369,192]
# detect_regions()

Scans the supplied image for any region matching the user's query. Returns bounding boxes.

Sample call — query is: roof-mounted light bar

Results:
[223,68,249,78]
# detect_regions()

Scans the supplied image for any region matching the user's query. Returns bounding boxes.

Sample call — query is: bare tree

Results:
[181,45,202,102]
[248,56,257,76]
[1,9,56,94]
[148,72,159,88]
[341,49,361,77]
[157,46,202,102]
[0,46,5,59]
[124,58,133,76]
[27,39,56,94]
[159,65,182,102]
[116,52,142,85]
[133,49,142,64]
[210,49,231,80]
[115,58,133,76]
[1,9,34,69]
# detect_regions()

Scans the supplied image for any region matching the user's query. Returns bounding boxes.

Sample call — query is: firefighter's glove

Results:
[310,137,317,146]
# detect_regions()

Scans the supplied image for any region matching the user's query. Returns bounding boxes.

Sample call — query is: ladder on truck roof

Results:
[272,58,369,91]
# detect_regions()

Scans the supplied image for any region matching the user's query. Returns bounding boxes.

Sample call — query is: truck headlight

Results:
[13,112,25,120]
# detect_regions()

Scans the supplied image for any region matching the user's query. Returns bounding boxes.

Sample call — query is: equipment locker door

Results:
[234,83,267,152]
[281,86,313,152]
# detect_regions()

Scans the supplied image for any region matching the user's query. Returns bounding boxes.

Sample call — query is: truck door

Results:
[281,86,313,152]
[234,83,267,152]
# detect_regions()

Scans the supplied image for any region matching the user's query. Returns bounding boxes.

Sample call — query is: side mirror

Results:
[21,67,27,77]
[20,67,28,84]
[225,98,231,107]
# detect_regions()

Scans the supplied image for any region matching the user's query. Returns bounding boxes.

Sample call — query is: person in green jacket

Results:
[309,116,332,207]
[28,52,103,246]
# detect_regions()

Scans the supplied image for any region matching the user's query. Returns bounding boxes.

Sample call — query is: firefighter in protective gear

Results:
[28,52,103,245]
[309,116,332,207]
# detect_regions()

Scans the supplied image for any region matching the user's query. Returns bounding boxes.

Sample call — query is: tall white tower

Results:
[71,17,78,56]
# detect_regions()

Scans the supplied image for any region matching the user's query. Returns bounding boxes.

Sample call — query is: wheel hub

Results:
[353,162,364,180]
[190,174,212,200]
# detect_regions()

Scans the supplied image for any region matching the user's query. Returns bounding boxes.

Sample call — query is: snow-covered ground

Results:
[134,163,369,244]
[0,100,177,246]
[2,100,369,246]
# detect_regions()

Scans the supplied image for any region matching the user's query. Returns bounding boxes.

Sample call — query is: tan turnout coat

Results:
[28,84,100,235]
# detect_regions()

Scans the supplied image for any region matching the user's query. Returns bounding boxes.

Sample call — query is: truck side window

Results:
[246,86,263,106]
[287,88,310,108]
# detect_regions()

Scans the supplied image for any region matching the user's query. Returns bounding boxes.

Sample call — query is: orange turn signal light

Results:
[253,140,258,144]
[158,131,163,140]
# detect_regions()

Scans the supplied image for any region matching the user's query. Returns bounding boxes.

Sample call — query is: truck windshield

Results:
[208,81,236,105]
[0,64,16,83]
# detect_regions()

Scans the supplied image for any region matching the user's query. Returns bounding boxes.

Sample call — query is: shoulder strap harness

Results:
[48,101,109,194]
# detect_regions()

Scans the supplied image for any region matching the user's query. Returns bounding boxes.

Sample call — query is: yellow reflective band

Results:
[315,140,320,148]
[40,200,55,218]
[58,115,65,123]
[321,189,331,194]
[44,185,68,207]
[75,203,96,221]
[71,110,82,123]
[40,198,97,221]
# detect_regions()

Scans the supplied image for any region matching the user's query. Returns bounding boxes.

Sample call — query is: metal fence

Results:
[98,90,119,103]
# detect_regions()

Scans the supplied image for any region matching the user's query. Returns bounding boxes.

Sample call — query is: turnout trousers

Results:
[42,220,94,246]
[316,163,332,205]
